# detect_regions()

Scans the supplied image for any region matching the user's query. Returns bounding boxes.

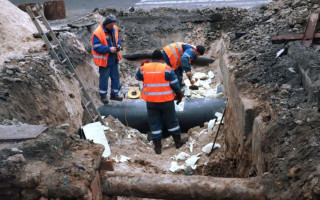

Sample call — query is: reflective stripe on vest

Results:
[143,83,170,87]
[91,24,121,67]
[143,90,174,96]
[140,62,175,103]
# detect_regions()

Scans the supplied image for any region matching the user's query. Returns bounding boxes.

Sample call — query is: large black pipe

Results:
[122,52,214,65]
[98,98,226,133]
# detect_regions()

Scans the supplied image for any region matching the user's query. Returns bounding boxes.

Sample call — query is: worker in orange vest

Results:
[163,42,205,86]
[135,50,188,154]
[91,14,123,104]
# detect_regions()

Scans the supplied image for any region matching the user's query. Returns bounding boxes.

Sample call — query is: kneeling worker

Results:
[163,42,205,86]
[135,50,188,154]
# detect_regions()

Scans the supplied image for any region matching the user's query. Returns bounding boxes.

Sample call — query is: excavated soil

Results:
[1,0,320,199]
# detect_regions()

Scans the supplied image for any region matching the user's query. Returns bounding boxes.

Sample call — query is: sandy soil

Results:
[0,0,43,66]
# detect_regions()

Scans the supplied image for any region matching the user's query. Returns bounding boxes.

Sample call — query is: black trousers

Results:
[146,101,181,140]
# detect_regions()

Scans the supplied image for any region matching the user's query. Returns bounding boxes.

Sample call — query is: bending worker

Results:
[91,14,123,104]
[162,42,205,86]
[135,50,188,154]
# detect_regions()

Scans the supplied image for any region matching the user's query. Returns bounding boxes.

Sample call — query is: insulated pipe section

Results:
[101,172,265,200]
[122,52,214,65]
[98,98,227,133]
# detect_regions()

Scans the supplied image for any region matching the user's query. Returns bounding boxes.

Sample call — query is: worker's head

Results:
[196,45,205,56]
[103,14,116,30]
[152,50,163,60]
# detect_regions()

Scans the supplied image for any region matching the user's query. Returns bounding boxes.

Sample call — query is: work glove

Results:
[141,59,150,66]
[116,44,121,52]
[176,92,183,105]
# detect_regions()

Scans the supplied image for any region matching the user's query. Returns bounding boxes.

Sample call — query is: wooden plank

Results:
[0,124,47,141]
[302,10,320,47]
[272,33,320,44]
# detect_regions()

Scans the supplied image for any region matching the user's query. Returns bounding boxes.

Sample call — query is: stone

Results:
[280,90,289,98]
[5,69,14,75]
[2,77,14,82]
[13,78,23,82]
[7,154,26,163]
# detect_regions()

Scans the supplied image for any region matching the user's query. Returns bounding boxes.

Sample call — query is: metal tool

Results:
[208,99,227,156]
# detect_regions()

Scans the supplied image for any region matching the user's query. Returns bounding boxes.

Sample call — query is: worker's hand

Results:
[110,47,117,53]
[186,72,193,78]
[186,72,195,85]
[141,59,150,66]
[176,92,183,105]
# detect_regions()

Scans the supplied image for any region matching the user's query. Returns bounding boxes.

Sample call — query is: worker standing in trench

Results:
[135,50,188,154]
[91,14,123,104]
[162,42,205,86]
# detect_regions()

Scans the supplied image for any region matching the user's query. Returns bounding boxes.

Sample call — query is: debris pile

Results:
[0,121,104,199]
[224,0,320,199]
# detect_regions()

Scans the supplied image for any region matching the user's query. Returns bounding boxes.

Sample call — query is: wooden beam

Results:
[101,171,267,200]
[272,33,320,44]
[302,10,320,47]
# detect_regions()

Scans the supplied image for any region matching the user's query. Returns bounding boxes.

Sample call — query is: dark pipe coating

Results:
[98,98,227,133]
[122,52,214,65]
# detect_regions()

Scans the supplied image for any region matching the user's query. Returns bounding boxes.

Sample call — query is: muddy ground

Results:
[1,0,320,199]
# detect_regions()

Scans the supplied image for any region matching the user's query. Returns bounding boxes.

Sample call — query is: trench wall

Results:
[287,43,320,107]
[219,40,266,176]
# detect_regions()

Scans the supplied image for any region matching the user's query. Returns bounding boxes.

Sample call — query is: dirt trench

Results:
[1,0,320,199]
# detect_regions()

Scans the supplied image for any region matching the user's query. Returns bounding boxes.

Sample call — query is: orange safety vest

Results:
[141,62,175,103]
[91,24,121,67]
[163,42,195,70]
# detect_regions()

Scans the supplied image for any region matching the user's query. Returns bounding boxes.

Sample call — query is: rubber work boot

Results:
[110,95,123,101]
[101,97,109,104]
[154,139,162,154]
[172,135,188,149]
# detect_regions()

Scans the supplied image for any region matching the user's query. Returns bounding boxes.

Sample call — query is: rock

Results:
[58,123,70,129]
[13,78,23,82]
[289,166,300,177]
[7,154,26,163]
[235,32,247,39]
[27,74,33,79]
[2,77,14,82]
[313,180,320,197]
[280,89,289,98]
[128,6,135,12]
[6,69,14,75]
[11,148,23,153]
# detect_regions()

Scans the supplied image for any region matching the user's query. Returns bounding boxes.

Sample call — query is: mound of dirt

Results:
[0,124,104,199]
[223,0,320,199]
[0,0,43,66]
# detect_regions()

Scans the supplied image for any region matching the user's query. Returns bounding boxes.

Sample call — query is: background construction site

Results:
[1,0,320,199]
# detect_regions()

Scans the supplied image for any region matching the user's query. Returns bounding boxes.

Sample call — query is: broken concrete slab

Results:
[0,124,47,141]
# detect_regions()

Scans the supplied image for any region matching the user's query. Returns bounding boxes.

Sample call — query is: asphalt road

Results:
[9,0,267,18]
[9,0,139,18]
